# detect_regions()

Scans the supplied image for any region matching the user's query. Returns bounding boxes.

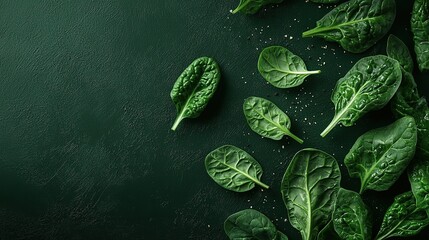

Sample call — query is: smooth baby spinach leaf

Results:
[333,188,372,240]
[411,0,429,71]
[170,57,220,131]
[302,0,396,53]
[224,209,278,240]
[205,145,269,192]
[386,34,414,73]
[409,159,429,211]
[243,96,303,143]
[258,46,320,89]
[321,55,402,137]
[344,116,417,193]
[281,148,341,240]
[232,0,283,14]
[375,191,429,240]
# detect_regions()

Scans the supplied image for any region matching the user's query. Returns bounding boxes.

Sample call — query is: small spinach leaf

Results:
[243,96,303,143]
[258,46,320,89]
[170,57,220,130]
[344,116,417,193]
[411,0,429,71]
[333,188,372,240]
[232,0,283,14]
[386,34,414,73]
[302,0,396,53]
[409,159,429,210]
[205,145,269,192]
[375,191,429,240]
[281,148,341,240]
[321,55,402,137]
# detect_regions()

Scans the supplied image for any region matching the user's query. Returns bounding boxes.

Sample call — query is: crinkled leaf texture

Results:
[409,159,429,211]
[411,0,429,71]
[386,34,414,73]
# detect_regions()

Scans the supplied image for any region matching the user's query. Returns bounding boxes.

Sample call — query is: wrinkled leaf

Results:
[224,209,278,240]
[386,34,414,73]
[232,0,283,14]
[409,159,429,210]
[205,145,269,192]
[411,0,429,71]
[344,116,417,193]
[243,96,303,143]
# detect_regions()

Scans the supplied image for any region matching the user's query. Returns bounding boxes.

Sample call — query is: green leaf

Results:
[310,0,342,3]
[386,34,414,73]
[257,46,320,89]
[281,148,341,240]
[170,57,220,130]
[375,191,429,240]
[224,209,278,240]
[232,0,283,14]
[321,55,402,137]
[344,116,417,193]
[243,96,303,144]
[333,188,372,240]
[275,231,289,240]
[205,145,269,192]
[411,0,429,71]
[303,0,396,53]
[317,220,341,240]
[409,159,429,210]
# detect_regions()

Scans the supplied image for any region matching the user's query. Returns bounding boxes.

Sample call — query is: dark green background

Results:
[0,0,427,239]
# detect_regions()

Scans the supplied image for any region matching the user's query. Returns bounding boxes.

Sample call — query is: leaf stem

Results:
[171,115,184,131]
[254,180,270,190]
[302,27,326,38]
[287,132,304,144]
[320,117,340,137]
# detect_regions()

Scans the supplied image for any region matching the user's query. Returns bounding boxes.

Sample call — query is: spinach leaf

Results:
[344,116,418,193]
[275,231,289,240]
[317,220,341,240]
[281,148,341,240]
[224,209,278,240]
[205,145,269,192]
[411,0,429,71]
[170,57,220,130]
[310,0,342,3]
[321,55,402,137]
[391,71,426,118]
[302,0,396,53]
[232,0,283,14]
[386,34,414,73]
[258,46,320,89]
[409,159,429,210]
[243,97,303,143]
[333,188,372,240]
[375,191,429,240]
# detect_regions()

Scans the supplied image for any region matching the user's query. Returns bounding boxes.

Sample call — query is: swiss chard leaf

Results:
[411,0,429,71]
[205,145,269,192]
[333,188,372,240]
[375,191,429,240]
[281,148,341,240]
[321,55,402,137]
[386,34,414,73]
[243,96,303,143]
[170,57,220,130]
[258,46,320,89]
[344,116,417,193]
[232,0,283,14]
[302,0,396,53]
[409,159,429,211]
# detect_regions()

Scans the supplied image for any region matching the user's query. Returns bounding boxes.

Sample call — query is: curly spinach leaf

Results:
[258,46,320,88]
[170,57,220,130]
[333,188,372,240]
[224,209,284,240]
[281,148,341,240]
[321,55,402,137]
[302,0,396,53]
[375,191,429,240]
[232,0,283,14]
[409,159,429,211]
[386,34,414,73]
[205,145,269,192]
[411,0,429,71]
[243,97,303,143]
[344,116,417,193]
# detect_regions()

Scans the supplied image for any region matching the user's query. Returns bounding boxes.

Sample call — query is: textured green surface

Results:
[0,0,428,239]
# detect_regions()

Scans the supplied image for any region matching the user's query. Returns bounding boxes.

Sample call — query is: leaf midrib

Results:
[308,16,380,35]
[253,109,290,136]
[217,156,260,187]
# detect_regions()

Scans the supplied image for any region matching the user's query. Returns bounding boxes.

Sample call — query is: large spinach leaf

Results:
[344,116,417,193]
[386,34,414,73]
[411,0,429,71]
[205,145,269,192]
[232,0,283,14]
[409,159,429,211]
[243,97,303,143]
[224,209,288,240]
[258,46,320,89]
[302,0,396,53]
[281,148,341,240]
[170,57,220,130]
[333,188,372,240]
[375,191,429,240]
[321,55,402,137]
